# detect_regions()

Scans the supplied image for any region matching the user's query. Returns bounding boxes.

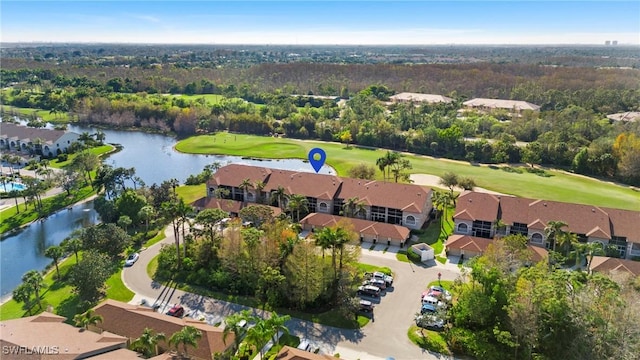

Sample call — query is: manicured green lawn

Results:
[407,325,451,355]
[172,94,226,105]
[1,105,70,122]
[175,133,639,210]
[49,145,115,169]
[105,270,134,302]
[0,252,132,322]
[144,229,166,248]
[176,184,206,204]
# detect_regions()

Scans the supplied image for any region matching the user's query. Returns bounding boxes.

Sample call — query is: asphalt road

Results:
[122,226,460,360]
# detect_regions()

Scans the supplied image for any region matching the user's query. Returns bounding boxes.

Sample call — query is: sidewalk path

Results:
[123,226,460,360]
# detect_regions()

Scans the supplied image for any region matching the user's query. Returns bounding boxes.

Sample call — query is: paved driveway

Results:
[123,228,460,360]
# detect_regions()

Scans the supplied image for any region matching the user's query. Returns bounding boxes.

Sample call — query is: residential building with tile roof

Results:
[445,234,548,262]
[462,98,541,114]
[389,92,454,104]
[589,256,640,277]
[275,346,336,360]
[606,111,640,122]
[0,122,80,158]
[206,164,432,230]
[0,311,141,360]
[300,213,411,247]
[452,191,640,260]
[92,299,232,360]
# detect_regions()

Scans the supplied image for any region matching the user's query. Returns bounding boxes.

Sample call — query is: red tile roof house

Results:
[451,191,640,260]
[445,234,548,262]
[0,122,80,158]
[300,212,411,247]
[0,311,141,360]
[203,164,433,231]
[92,300,233,360]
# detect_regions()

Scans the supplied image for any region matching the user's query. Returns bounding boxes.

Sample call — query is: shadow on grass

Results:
[57,294,83,323]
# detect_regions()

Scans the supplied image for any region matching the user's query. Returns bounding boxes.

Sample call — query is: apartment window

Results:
[531,233,543,244]
[611,236,628,258]
[388,208,402,225]
[457,223,468,233]
[306,197,317,213]
[511,222,528,236]
[333,199,343,215]
[318,202,328,213]
[371,206,386,223]
[405,215,416,226]
[472,220,492,239]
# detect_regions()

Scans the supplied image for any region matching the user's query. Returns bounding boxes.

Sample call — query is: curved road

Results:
[123,226,460,360]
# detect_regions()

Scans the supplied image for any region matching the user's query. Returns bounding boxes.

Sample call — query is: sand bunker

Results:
[410,173,508,196]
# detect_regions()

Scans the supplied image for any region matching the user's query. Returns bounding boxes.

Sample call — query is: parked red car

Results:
[167,304,185,318]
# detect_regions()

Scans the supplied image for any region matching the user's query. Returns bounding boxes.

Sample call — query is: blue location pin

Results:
[308,148,326,173]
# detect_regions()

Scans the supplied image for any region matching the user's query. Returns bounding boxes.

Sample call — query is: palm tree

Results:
[342,197,366,218]
[22,270,46,310]
[272,186,288,210]
[376,151,400,181]
[130,328,166,358]
[12,283,33,315]
[244,320,270,359]
[169,326,202,358]
[161,201,181,269]
[61,233,83,264]
[138,205,156,232]
[544,220,568,252]
[264,312,291,351]
[44,245,65,279]
[93,130,106,145]
[254,180,266,204]
[582,242,605,274]
[223,310,252,354]
[175,199,194,258]
[557,232,578,257]
[286,194,308,222]
[8,189,21,213]
[73,309,103,330]
[239,178,253,206]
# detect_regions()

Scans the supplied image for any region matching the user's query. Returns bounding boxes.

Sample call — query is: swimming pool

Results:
[0,181,26,193]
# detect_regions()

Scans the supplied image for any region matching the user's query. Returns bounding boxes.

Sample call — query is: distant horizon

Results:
[2,1,638,46]
[3,41,639,47]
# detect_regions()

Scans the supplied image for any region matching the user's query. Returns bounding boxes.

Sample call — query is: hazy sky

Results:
[2,1,639,45]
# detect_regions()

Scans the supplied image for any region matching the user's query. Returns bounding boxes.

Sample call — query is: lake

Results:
[0,125,333,299]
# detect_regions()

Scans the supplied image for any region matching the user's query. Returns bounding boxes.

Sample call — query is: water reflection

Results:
[1,202,99,299]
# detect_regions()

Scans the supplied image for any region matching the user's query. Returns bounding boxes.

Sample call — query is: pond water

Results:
[0,201,98,301]
[0,124,334,299]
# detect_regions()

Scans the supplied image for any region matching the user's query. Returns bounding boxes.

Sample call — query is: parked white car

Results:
[124,253,140,267]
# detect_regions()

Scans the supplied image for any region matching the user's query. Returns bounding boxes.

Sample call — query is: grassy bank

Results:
[0,186,95,233]
[0,253,133,322]
[175,133,638,210]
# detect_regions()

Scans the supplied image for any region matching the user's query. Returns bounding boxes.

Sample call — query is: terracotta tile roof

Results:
[390,92,454,104]
[192,197,243,213]
[463,98,541,111]
[210,164,431,213]
[446,235,548,262]
[0,122,69,144]
[92,299,231,360]
[446,234,492,253]
[590,256,640,277]
[266,170,341,200]
[603,207,640,240]
[454,192,501,222]
[336,177,430,212]
[212,164,272,188]
[456,192,638,241]
[300,213,410,242]
[275,346,336,360]
[0,311,135,359]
